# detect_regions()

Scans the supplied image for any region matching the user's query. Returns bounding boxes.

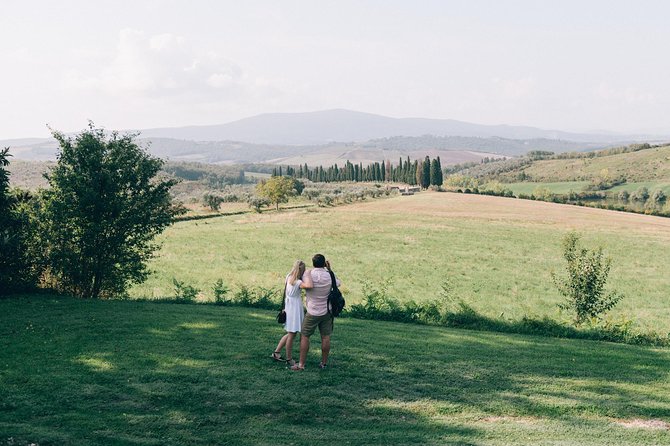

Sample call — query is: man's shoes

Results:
[286,359,296,367]
[289,363,305,371]
[318,362,327,369]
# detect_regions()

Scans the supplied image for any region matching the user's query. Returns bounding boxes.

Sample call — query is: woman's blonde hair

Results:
[287,260,306,285]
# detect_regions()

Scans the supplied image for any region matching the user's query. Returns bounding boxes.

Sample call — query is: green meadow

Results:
[2,296,670,445]
[608,181,670,195]
[499,180,670,197]
[493,181,590,195]
[131,192,670,333]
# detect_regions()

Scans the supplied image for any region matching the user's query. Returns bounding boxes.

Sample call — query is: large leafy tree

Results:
[0,148,11,213]
[42,125,183,298]
[256,176,295,210]
[0,148,21,293]
[0,148,39,294]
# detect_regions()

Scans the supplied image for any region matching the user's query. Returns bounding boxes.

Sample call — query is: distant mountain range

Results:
[139,109,659,145]
[3,109,667,165]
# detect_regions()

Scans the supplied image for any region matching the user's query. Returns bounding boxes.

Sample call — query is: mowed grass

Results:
[2,296,670,445]
[131,192,670,333]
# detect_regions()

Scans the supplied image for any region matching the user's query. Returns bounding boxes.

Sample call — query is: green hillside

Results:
[2,296,669,445]
[505,145,670,183]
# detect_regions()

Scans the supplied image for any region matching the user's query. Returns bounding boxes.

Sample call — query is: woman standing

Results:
[271,260,312,366]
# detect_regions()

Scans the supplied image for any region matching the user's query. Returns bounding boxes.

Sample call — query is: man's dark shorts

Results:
[301,313,333,337]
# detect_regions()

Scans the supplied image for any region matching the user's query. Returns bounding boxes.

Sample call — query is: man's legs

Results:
[298,334,310,368]
[320,335,330,366]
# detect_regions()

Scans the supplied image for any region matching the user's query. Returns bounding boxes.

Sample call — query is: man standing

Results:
[290,253,340,371]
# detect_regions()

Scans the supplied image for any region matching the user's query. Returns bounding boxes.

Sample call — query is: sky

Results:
[1,0,669,139]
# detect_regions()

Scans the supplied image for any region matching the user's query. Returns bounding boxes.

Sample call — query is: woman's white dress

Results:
[284,276,304,333]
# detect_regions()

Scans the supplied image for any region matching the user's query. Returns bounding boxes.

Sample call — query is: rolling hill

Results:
[460,144,670,183]
[516,145,670,183]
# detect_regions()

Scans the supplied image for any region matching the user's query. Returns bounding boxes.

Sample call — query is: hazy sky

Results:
[1,0,669,139]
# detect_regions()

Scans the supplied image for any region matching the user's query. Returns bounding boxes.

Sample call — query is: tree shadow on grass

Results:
[2,297,670,445]
[354,320,670,412]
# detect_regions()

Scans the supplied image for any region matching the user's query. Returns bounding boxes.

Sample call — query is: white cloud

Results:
[62,29,276,102]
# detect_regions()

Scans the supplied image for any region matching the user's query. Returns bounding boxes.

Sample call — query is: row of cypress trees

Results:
[272,156,443,188]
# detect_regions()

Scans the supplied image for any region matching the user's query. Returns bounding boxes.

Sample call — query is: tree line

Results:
[271,155,444,188]
[0,125,182,298]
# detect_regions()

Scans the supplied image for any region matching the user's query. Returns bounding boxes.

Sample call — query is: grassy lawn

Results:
[130,192,670,333]
[2,296,670,445]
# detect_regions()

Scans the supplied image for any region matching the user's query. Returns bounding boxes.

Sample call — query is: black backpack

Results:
[327,270,345,317]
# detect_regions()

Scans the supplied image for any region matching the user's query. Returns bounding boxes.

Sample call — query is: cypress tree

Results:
[430,158,440,186]
[421,156,431,189]
[436,156,443,186]
[416,160,423,186]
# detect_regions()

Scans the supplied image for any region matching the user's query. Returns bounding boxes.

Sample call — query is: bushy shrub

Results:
[221,193,240,203]
[630,186,650,202]
[552,231,623,325]
[203,193,224,211]
[302,188,321,200]
[445,174,480,189]
[247,196,270,213]
[317,194,335,206]
[292,179,305,195]
[232,285,278,309]
[532,186,554,201]
[651,189,666,204]
[173,278,200,302]
[212,279,229,304]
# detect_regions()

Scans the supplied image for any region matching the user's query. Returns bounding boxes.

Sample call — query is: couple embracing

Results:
[272,254,341,371]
